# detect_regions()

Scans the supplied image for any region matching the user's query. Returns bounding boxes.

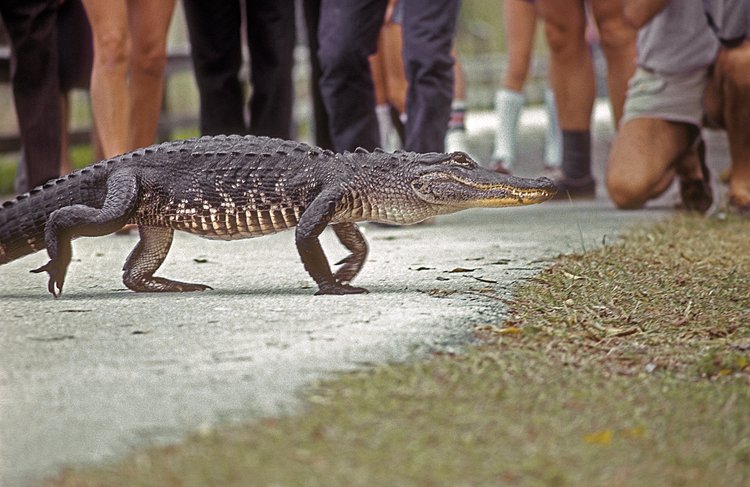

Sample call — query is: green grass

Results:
[0,146,91,196]
[44,214,750,487]
[0,156,17,194]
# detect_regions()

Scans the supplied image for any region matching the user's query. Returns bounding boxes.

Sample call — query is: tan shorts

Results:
[622,67,710,127]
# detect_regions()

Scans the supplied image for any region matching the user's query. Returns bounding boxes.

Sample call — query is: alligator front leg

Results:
[122,226,212,292]
[296,193,368,295]
[31,170,139,297]
[331,222,368,284]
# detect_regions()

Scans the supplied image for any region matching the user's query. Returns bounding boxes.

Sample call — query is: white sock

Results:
[445,129,469,154]
[445,100,470,154]
[375,104,399,151]
[492,89,524,169]
[544,88,562,167]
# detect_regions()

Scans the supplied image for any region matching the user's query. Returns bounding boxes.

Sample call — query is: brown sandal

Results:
[679,137,713,213]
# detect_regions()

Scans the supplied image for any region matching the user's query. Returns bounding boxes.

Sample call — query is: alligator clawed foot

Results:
[315,282,369,295]
[30,260,66,298]
[122,275,213,293]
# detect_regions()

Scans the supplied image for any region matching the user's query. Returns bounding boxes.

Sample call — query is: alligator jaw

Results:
[451,174,557,207]
[413,169,558,210]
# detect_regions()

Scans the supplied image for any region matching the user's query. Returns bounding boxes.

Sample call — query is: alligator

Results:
[0,135,556,297]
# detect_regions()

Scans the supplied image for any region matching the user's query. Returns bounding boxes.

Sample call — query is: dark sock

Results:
[561,129,591,179]
[448,102,467,132]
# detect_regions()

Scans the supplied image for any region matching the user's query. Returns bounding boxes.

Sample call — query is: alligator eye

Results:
[412,181,424,191]
[449,152,475,167]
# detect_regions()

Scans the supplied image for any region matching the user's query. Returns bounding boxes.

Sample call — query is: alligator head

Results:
[342,150,557,225]
[408,151,557,209]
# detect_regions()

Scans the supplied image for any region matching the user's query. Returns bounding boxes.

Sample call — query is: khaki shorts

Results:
[622,67,710,127]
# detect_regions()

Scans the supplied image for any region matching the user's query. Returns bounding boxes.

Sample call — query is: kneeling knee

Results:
[606,175,650,210]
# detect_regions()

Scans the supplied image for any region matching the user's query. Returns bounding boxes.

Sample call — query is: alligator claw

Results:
[31,261,66,298]
[333,254,364,284]
[174,283,213,292]
[315,282,369,295]
[334,255,356,266]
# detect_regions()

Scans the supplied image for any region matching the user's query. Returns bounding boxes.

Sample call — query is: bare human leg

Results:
[82,0,130,158]
[126,0,176,150]
[706,41,750,213]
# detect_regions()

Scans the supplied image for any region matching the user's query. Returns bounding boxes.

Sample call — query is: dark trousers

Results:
[317,0,459,153]
[182,0,296,138]
[1,0,62,192]
[302,0,333,150]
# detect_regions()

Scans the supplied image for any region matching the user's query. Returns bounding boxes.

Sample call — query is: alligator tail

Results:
[0,162,109,265]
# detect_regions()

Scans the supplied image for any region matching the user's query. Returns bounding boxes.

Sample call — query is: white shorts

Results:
[622,67,710,127]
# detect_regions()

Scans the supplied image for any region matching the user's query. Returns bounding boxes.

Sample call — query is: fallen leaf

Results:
[448,267,476,273]
[410,266,433,271]
[427,288,458,297]
[193,257,209,264]
[28,335,75,342]
[623,426,647,439]
[472,276,498,284]
[562,271,585,280]
[584,429,613,445]
[605,326,639,338]
[474,325,523,336]
[474,287,496,293]
[497,326,523,335]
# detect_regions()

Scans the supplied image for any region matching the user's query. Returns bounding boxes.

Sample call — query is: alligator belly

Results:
[169,206,302,240]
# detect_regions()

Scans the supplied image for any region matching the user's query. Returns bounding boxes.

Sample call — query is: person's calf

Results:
[716,41,750,213]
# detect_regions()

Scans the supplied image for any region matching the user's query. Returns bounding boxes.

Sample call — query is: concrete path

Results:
[2,101,726,486]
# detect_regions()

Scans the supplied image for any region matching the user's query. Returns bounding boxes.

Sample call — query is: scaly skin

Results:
[0,135,556,297]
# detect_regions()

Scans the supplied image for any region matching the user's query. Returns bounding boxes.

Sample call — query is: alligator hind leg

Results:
[331,223,368,284]
[122,226,212,292]
[32,170,139,297]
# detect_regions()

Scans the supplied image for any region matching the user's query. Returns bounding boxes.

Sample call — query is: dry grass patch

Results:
[494,213,750,379]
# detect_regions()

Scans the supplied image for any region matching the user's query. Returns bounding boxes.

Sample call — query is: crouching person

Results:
[606,0,716,212]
